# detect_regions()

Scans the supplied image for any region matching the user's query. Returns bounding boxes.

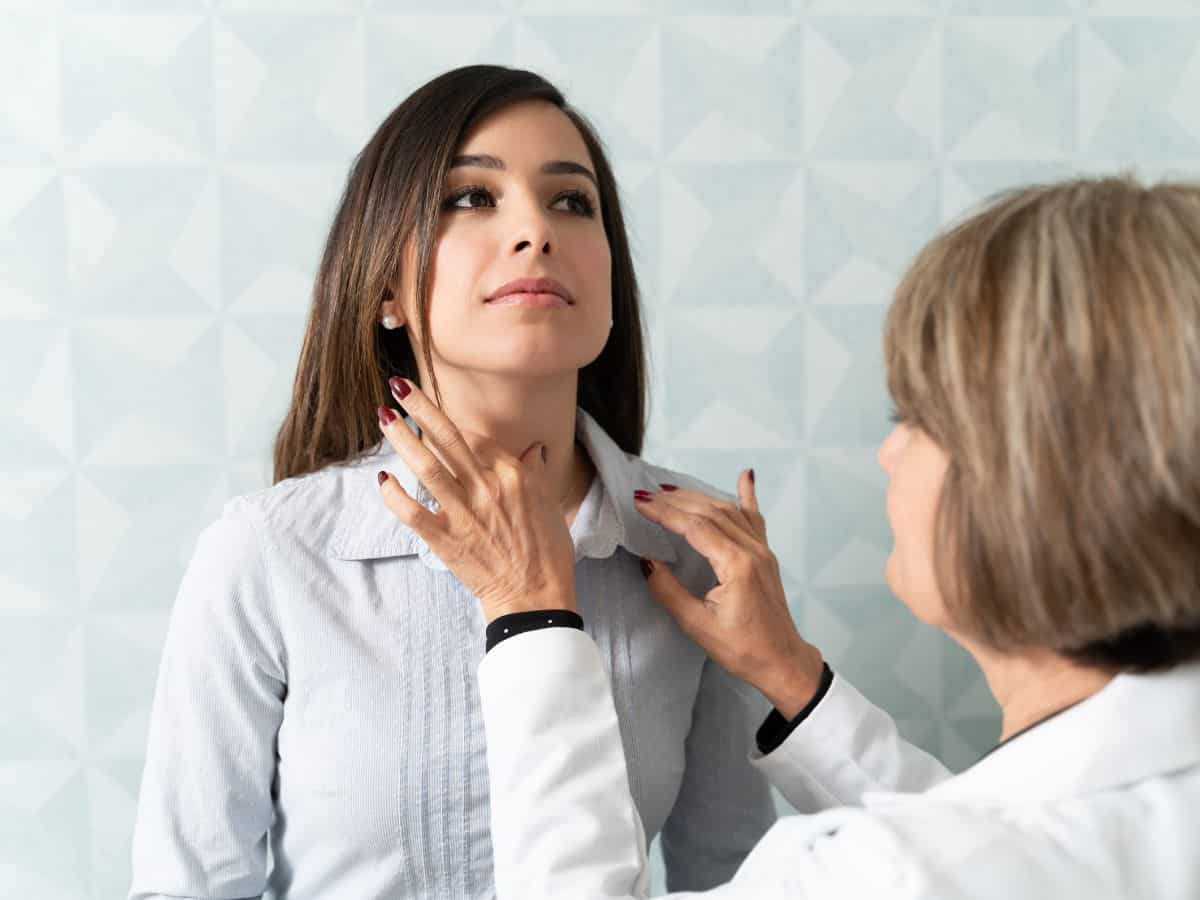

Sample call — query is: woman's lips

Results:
[485,292,570,309]
[485,276,574,307]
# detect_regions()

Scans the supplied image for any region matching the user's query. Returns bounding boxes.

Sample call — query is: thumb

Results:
[519,441,549,470]
[518,443,552,500]
[640,559,711,643]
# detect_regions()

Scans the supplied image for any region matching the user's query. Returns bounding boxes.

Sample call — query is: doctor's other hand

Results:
[635,473,826,719]
[374,377,577,623]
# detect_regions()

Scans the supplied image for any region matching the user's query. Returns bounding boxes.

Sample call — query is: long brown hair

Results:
[273,66,648,483]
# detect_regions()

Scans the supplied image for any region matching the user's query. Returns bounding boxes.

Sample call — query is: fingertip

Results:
[639,560,701,625]
[729,468,758,511]
[639,558,654,579]
[388,375,412,402]
[518,442,545,466]
[378,405,399,430]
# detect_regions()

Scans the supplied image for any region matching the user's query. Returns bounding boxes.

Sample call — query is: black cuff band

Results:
[755,662,835,756]
[485,609,585,653]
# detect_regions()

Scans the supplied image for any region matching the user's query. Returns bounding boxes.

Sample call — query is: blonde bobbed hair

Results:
[886,175,1200,671]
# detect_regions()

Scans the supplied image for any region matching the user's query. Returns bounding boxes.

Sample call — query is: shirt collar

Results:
[325,407,678,568]
[868,662,1200,809]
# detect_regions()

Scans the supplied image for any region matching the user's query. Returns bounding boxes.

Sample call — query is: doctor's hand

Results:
[374,377,577,623]
[635,474,826,719]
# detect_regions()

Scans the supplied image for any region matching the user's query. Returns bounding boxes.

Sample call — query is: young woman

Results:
[128,66,775,900]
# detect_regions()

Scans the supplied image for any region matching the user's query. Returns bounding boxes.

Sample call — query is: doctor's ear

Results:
[379,288,406,331]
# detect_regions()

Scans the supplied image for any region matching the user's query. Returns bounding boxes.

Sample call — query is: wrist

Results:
[483,591,578,624]
[758,643,826,720]
[485,608,584,652]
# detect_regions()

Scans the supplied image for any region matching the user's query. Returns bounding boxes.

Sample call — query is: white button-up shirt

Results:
[129,409,776,900]
[480,627,1200,899]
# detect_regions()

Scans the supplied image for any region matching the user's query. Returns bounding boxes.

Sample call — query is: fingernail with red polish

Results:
[378,405,397,426]
[639,558,654,578]
[389,376,412,400]
[377,470,388,486]
[659,483,679,492]
[749,468,756,484]
[633,490,653,502]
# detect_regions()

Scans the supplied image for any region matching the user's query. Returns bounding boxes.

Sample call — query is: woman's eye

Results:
[552,191,596,217]
[445,187,495,210]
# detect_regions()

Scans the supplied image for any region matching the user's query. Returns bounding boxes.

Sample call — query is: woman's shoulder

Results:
[208,447,383,558]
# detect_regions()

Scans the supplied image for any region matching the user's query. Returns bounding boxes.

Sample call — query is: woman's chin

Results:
[462,343,606,379]
[884,557,923,619]
[884,552,900,597]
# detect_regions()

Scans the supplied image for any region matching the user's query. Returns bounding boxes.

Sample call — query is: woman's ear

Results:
[379,287,406,330]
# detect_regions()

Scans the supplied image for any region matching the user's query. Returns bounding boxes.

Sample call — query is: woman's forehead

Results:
[456,101,591,166]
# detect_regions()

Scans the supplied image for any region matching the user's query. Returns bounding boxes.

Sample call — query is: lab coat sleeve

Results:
[479,628,925,900]
[480,627,651,899]
[128,500,285,900]
[660,659,777,891]
[751,672,953,812]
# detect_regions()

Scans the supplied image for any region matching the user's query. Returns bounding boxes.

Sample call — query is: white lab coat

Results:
[479,628,1200,899]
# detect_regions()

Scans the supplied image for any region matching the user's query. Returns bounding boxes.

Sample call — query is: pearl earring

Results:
[381,314,399,330]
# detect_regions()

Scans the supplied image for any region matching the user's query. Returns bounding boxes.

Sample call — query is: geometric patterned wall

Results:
[3,1,1200,896]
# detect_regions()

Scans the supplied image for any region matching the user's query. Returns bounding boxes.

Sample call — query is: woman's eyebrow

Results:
[450,154,598,189]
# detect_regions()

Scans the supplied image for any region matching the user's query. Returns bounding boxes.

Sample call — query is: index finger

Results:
[737,468,767,540]
[634,496,741,583]
[378,404,467,514]
[389,376,484,485]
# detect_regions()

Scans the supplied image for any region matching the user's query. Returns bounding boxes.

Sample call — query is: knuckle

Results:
[416,458,444,484]
[387,492,421,525]
[400,506,427,530]
[433,428,462,455]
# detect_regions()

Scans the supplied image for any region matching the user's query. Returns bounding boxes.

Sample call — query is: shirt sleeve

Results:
[751,670,953,813]
[485,609,584,651]
[754,663,835,755]
[659,658,778,892]
[128,500,286,900]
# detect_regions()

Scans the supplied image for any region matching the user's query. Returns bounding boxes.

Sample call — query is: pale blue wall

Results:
[3,2,1200,897]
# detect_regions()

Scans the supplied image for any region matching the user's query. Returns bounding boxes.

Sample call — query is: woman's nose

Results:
[510,206,553,256]
[513,236,551,254]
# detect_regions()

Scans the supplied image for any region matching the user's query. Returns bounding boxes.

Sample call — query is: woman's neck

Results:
[968,642,1115,742]
[415,368,596,526]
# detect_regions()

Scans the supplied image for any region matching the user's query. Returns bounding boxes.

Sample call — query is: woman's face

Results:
[397,100,613,381]
[877,421,952,628]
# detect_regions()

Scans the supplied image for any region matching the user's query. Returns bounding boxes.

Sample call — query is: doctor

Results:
[375,176,1200,898]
